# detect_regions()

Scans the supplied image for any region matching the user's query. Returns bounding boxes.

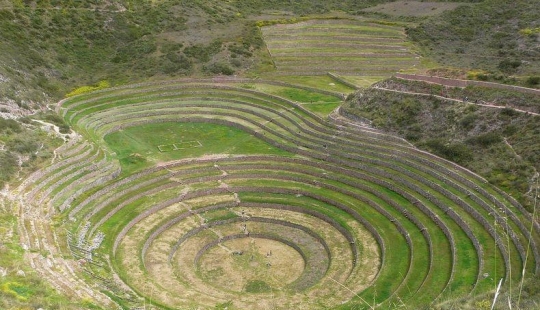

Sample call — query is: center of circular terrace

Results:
[197,237,305,293]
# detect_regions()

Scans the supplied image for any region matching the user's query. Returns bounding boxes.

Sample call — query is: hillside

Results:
[1,0,540,309]
[0,0,392,108]
[407,0,540,79]
[342,77,540,211]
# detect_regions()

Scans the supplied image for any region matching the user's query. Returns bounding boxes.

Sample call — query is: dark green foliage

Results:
[391,98,422,126]
[112,38,157,64]
[6,136,40,154]
[0,115,62,189]
[0,1,189,100]
[498,59,522,74]
[203,62,235,75]
[243,22,265,49]
[160,52,192,75]
[184,40,223,63]
[526,76,540,86]
[424,139,472,164]
[381,78,540,113]
[459,114,478,129]
[41,112,70,133]
[0,118,22,134]
[214,301,233,309]
[0,151,17,187]
[499,107,519,117]
[466,132,502,147]
[228,43,253,57]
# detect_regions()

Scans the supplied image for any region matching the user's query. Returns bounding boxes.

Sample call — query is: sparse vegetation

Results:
[342,78,540,210]
[408,0,540,78]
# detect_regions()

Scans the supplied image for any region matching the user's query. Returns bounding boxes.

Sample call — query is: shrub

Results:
[6,136,40,154]
[203,62,235,75]
[184,40,223,63]
[0,118,22,133]
[160,52,192,75]
[498,59,521,74]
[499,107,518,117]
[503,125,518,135]
[526,76,540,86]
[459,114,478,129]
[0,151,17,187]
[466,132,502,147]
[42,113,70,133]
[230,58,242,68]
[424,139,472,164]
[391,98,422,126]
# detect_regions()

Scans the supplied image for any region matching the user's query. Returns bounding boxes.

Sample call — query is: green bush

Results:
[499,107,519,117]
[203,62,235,75]
[0,151,17,187]
[184,40,223,63]
[42,113,70,133]
[460,114,478,129]
[466,132,502,147]
[6,137,40,154]
[498,59,522,74]
[0,118,22,134]
[160,52,192,75]
[526,76,540,86]
[424,139,472,164]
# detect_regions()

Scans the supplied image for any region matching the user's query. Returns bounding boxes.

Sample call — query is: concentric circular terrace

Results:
[18,79,540,309]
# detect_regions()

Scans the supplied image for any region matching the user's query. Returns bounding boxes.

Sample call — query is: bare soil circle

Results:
[197,237,305,292]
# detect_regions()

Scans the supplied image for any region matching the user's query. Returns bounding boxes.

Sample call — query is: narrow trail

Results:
[372,86,540,116]
[503,138,522,161]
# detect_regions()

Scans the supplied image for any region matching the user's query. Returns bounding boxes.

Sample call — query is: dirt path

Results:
[373,86,540,116]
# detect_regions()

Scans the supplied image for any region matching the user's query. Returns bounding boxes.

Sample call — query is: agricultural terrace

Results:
[261,19,422,87]
[15,78,540,309]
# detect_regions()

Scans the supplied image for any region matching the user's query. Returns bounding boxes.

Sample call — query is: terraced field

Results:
[14,78,539,309]
[261,19,422,85]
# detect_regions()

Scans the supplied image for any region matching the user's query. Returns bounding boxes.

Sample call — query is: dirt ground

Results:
[113,199,381,309]
[198,238,304,292]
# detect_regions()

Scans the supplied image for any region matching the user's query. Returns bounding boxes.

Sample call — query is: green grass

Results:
[103,122,292,175]
[300,102,341,116]
[274,75,356,93]
[274,88,340,103]
[244,280,272,293]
